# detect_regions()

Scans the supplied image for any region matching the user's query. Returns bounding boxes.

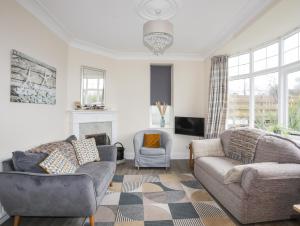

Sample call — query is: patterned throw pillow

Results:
[72,138,100,165]
[39,149,77,174]
[30,140,79,167]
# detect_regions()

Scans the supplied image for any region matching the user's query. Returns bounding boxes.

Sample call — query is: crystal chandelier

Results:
[143,20,173,55]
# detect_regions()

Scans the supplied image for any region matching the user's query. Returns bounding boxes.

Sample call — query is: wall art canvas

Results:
[10,49,56,104]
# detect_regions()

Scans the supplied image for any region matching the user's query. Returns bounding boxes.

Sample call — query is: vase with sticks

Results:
[156,101,167,128]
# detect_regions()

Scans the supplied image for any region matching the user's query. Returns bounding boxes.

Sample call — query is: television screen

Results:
[175,116,205,137]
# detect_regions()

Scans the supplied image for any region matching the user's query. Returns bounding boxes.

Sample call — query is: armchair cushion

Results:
[143,134,161,148]
[140,147,165,156]
[192,138,224,158]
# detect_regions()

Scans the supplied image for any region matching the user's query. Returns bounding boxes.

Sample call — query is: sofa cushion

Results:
[254,135,300,164]
[72,138,100,165]
[76,161,115,196]
[140,147,165,155]
[195,157,240,183]
[39,149,77,174]
[192,138,224,158]
[12,151,48,173]
[30,139,79,167]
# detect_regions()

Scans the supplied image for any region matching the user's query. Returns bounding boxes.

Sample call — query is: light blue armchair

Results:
[133,130,172,169]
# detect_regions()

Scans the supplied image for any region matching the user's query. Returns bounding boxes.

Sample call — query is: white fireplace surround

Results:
[71,110,117,144]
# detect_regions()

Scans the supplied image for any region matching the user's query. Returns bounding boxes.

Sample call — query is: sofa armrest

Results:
[241,163,300,194]
[192,138,224,158]
[0,172,97,217]
[97,145,117,163]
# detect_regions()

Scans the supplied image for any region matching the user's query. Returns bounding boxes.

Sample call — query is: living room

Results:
[0,0,300,226]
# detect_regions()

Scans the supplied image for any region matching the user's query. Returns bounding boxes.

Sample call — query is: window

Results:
[228,53,250,77]
[254,72,278,129]
[288,70,300,133]
[227,28,300,136]
[283,32,300,65]
[227,79,250,128]
[253,43,278,72]
[150,65,173,127]
[81,66,105,105]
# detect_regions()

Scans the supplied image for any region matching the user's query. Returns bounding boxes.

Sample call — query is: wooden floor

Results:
[2,160,299,226]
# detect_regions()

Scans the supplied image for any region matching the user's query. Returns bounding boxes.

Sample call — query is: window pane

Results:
[254,72,278,130]
[239,64,249,75]
[288,71,300,133]
[254,48,266,61]
[284,33,299,52]
[228,56,238,67]
[284,48,299,65]
[266,55,278,69]
[239,53,250,65]
[254,59,266,72]
[267,43,279,57]
[227,79,250,128]
[229,66,238,77]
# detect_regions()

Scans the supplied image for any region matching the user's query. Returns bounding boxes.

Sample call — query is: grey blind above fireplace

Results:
[150,65,172,105]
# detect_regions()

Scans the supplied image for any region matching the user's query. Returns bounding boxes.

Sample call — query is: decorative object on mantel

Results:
[10,49,56,104]
[75,103,106,110]
[74,101,82,110]
[137,0,180,55]
[156,101,167,127]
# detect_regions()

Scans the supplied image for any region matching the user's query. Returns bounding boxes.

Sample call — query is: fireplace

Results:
[70,110,117,144]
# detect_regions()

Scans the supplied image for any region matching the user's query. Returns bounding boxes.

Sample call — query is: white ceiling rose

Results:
[136,0,181,20]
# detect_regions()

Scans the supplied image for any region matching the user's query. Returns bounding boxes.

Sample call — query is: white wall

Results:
[0,0,68,161]
[215,0,300,55]
[67,47,208,159]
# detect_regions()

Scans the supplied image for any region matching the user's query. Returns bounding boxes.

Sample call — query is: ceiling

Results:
[17,0,276,60]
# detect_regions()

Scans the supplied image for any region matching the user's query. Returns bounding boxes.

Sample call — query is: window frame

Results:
[227,27,300,132]
[80,66,106,106]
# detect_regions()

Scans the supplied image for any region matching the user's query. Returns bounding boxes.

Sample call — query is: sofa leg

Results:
[89,215,95,226]
[109,181,113,187]
[13,216,21,226]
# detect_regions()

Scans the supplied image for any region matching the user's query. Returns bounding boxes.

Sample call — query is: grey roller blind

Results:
[150,65,172,105]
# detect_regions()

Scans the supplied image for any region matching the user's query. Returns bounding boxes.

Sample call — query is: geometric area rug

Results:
[84,174,236,226]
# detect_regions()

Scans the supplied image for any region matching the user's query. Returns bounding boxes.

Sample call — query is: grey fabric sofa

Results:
[133,130,172,169]
[0,145,117,226]
[194,129,300,224]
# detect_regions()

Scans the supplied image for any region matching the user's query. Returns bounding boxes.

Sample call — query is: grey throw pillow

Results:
[12,151,48,173]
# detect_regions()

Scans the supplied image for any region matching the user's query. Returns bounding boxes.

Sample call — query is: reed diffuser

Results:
[156,101,167,127]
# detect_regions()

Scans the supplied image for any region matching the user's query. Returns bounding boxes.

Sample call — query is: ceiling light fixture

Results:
[143,19,173,55]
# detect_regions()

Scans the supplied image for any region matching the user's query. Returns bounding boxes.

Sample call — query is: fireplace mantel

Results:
[70,110,117,144]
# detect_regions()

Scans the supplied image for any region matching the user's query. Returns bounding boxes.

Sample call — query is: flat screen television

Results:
[175,116,205,137]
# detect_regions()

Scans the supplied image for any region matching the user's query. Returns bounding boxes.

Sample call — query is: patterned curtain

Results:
[205,55,228,139]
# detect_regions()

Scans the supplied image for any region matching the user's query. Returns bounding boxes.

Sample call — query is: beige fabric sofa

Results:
[193,129,300,224]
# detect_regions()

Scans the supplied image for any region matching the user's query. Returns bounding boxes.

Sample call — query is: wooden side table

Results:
[188,143,194,169]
